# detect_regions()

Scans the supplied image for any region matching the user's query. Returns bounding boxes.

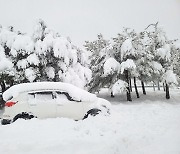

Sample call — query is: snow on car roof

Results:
[3,82,97,102]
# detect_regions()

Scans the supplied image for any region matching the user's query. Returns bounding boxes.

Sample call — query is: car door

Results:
[28,91,56,118]
[55,91,84,120]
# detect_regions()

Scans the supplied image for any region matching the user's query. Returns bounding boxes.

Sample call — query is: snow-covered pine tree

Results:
[84,34,112,92]
[0,44,14,92]
[0,20,92,90]
[146,23,177,99]
[0,26,17,91]
[136,30,156,94]
[112,28,137,101]
[31,19,92,88]
[171,42,180,85]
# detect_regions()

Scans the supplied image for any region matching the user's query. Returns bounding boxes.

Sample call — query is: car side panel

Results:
[82,101,94,115]
[28,93,56,118]
[2,93,29,120]
[55,94,84,120]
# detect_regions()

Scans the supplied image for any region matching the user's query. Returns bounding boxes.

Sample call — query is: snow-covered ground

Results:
[0,88,180,154]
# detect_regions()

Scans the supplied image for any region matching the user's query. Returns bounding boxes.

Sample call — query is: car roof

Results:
[3,82,97,102]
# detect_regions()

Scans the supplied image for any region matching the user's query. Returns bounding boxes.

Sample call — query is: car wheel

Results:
[1,119,11,125]
[83,108,101,120]
[13,112,36,122]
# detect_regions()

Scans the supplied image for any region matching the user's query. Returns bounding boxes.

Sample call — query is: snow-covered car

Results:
[1,82,110,125]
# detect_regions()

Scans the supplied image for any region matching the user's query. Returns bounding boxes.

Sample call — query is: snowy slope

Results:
[0,88,180,154]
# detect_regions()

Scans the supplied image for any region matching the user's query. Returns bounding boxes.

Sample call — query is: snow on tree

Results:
[84,34,112,92]
[162,70,178,99]
[120,59,136,74]
[120,58,136,101]
[0,45,13,71]
[0,28,16,91]
[0,27,16,50]
[170,42,180,85]
[0,20,91,90]
[85,23,178,100]
[31,19,92,88]
[32,19,47,41]
[121,38,136,61]
[156,44,171,62]
[103,57,120,76]
[144,23,177,98]
[163,70,177,85]
[113,29,138,101]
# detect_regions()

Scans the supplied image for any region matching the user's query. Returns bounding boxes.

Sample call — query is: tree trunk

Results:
[124,70,132,101]
[157,81,160,91]
[165,83,170,99]
[9,79,14,87]
[111,92,115,98]
[153,82,155,91]
[163,83,166,91]
[0,81,6,93]
[141,81,146,95]
[134,77,139,98]
[129,78,132,92]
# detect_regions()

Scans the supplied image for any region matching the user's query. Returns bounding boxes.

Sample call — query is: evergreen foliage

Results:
[85,23,178,100]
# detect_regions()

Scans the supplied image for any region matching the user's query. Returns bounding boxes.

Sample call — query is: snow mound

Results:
[1,92,180,154]
[3,82,97,102]
[111,80,127,95]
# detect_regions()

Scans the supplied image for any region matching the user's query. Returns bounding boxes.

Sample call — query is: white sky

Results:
[0,0,180,47]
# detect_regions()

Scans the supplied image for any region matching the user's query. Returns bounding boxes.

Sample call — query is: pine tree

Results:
[145,23,177,99]
[0,20,92,90]
[84,34,111,92]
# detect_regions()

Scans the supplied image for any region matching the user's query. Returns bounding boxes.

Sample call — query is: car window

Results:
[56,91,81,102]
[28,91,54,102]
[28,93,35,98]
[56,92,69,101]
[35,92,53,101]
[27,91,81,103]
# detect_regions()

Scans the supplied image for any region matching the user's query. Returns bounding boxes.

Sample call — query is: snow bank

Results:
[3,82,97,102]
[1,88,180,154]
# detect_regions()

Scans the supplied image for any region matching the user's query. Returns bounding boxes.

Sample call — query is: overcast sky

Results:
[0,0,180,47]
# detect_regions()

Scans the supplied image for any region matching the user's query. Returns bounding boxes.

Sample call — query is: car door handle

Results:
[57,104,64,106]
[30,104,37,106]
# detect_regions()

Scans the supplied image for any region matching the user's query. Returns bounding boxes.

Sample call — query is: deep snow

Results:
[0,88,180,154]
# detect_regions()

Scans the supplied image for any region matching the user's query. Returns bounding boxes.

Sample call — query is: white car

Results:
[1,82,110,125]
